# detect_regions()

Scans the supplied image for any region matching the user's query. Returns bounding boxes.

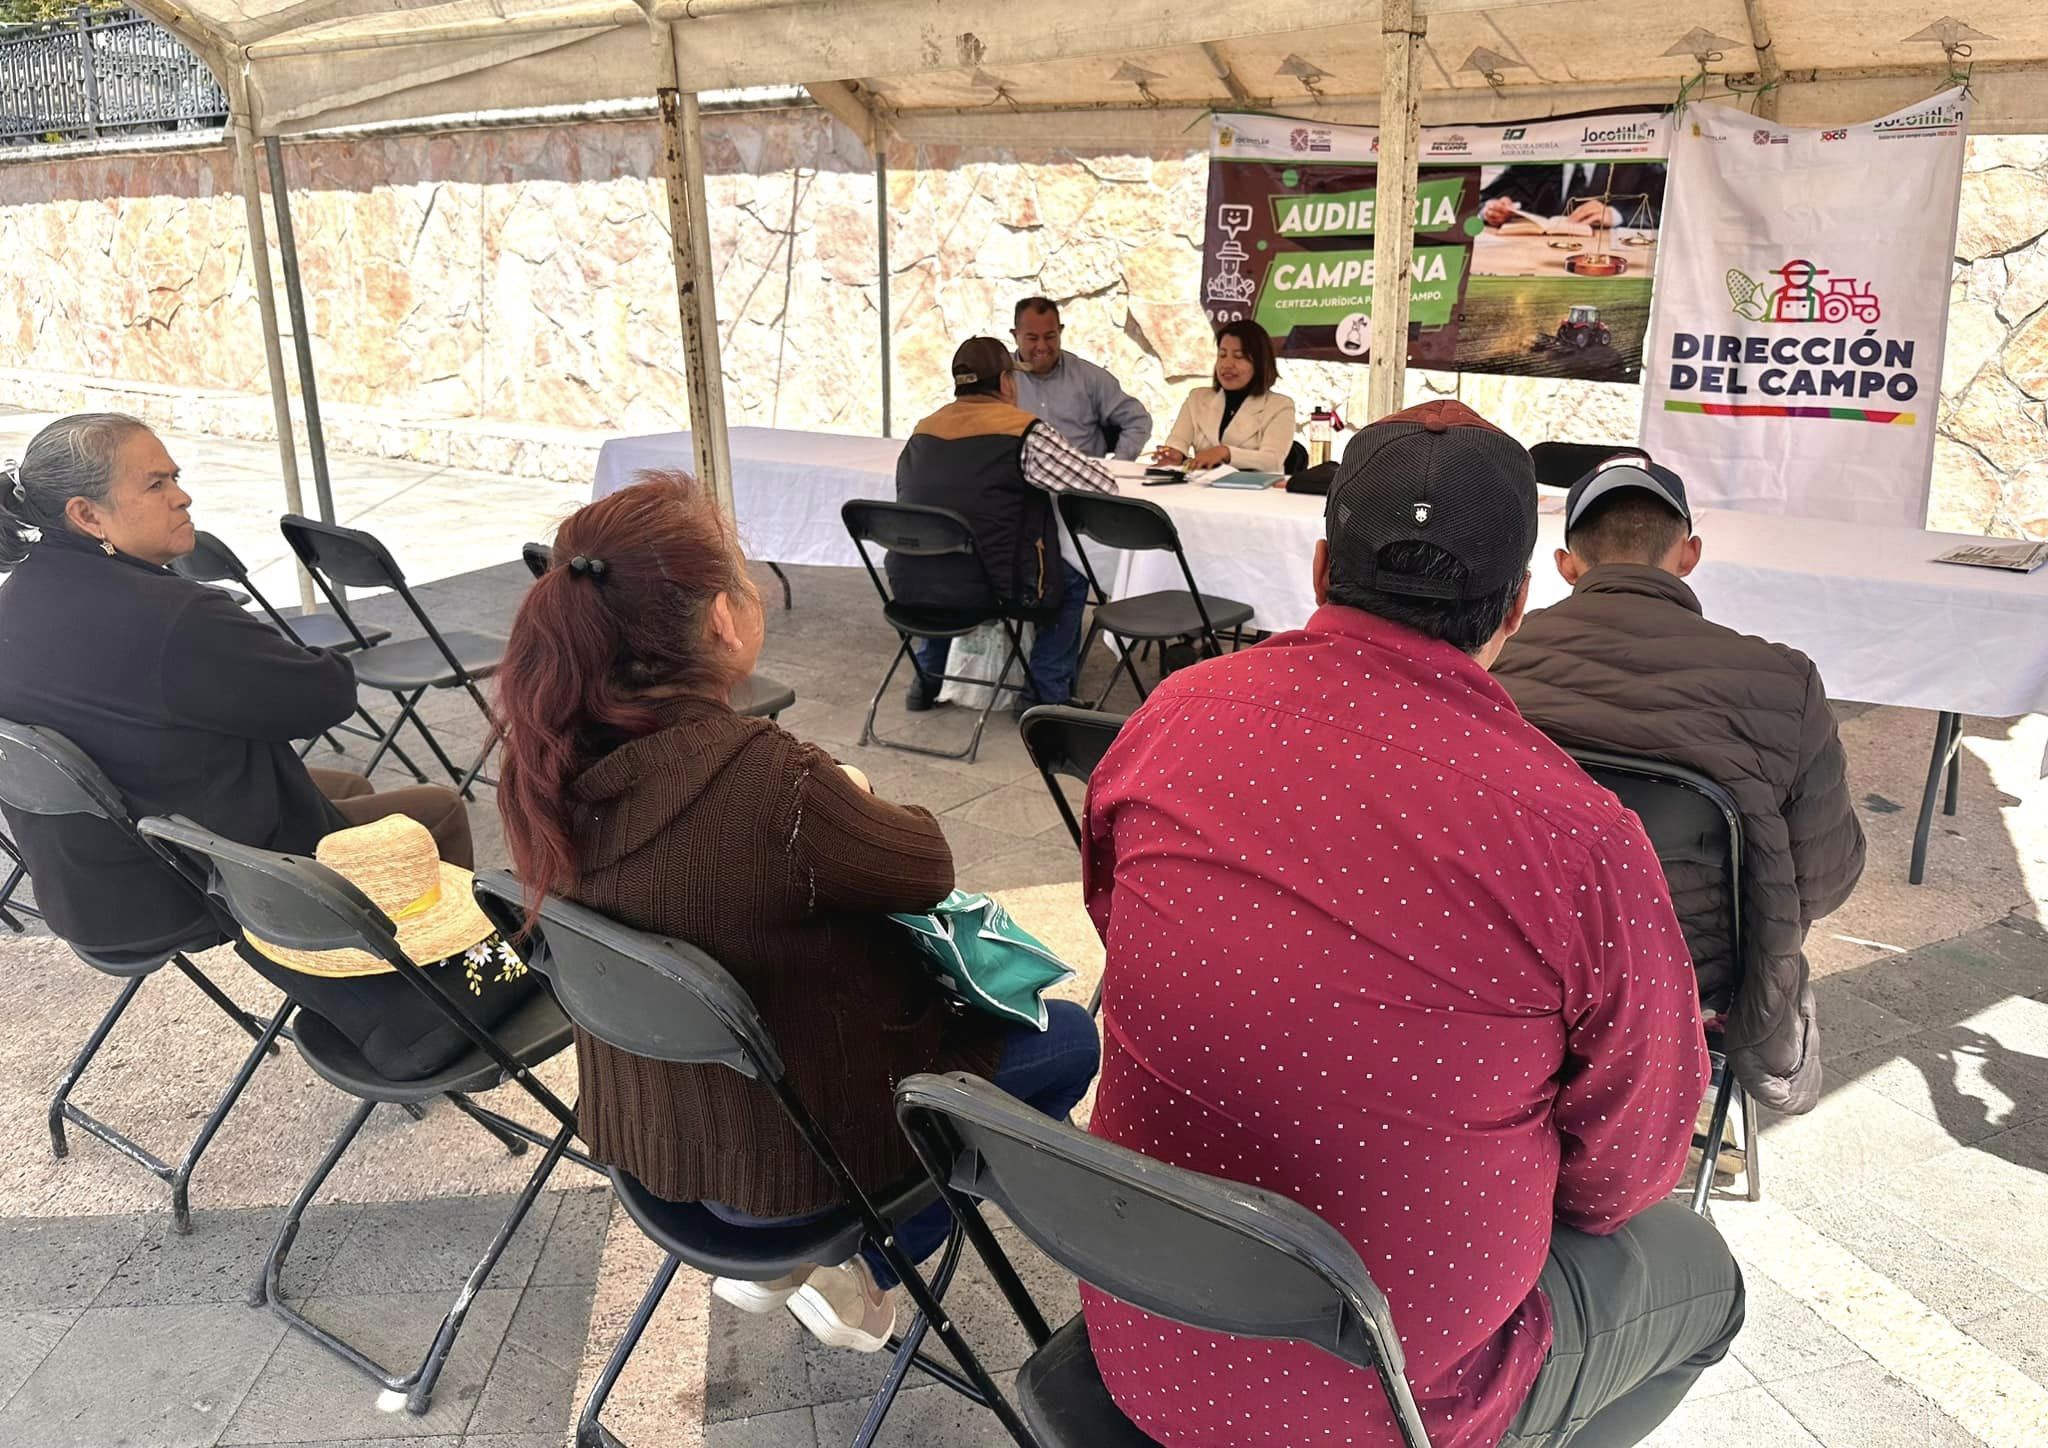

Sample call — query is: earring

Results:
[98,538,115,556]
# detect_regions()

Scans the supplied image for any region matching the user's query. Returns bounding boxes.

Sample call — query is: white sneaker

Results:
[786,1257,896,1352]
[712,1268,809,1314]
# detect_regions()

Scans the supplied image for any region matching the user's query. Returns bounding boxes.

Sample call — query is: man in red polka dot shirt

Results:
[1081,400,1743,1448]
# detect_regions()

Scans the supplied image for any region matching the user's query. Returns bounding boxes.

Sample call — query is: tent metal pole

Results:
[654,23,736,517]
[1367,0,1425,422]
[263,136,337,526]
[230,77,315,608]
[877,142,892,438]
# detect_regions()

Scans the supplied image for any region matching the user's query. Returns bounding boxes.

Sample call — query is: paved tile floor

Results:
[1,414,2045,1445]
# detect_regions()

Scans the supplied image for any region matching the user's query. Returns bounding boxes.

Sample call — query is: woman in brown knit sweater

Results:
[494,476,1098,1353]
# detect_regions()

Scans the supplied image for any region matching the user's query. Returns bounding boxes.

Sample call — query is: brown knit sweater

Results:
[563,697,1006,1215]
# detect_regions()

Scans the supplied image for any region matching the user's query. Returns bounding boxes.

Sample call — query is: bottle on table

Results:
[1308,406,1347,468]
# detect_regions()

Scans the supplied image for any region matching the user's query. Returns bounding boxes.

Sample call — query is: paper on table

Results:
[1188,466,1237,485]
[1106,459,1153,481]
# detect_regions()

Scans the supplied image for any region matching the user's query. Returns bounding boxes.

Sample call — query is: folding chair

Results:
[895,1072,1434,1448]
[172,530,426,780]
[842,499,1048,764]
[0,720,290,1233]
[518,542,797,720]
[1058,492,1253,710]
[138,815,593,1415]
[470,871,1032,1448]
[1568,748,1759,1211]
[1017,705,1125,1018]
[280,515,507,800]
[0,823,36,933]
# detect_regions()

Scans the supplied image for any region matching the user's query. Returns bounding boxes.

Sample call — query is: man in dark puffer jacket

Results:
[1493,456,1865,1114]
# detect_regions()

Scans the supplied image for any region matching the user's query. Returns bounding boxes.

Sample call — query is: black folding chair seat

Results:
[0,720,289,1233]
[345,631,508,692]
[471,870,1032,1448]
[288,989,574,1104]
[610,1164,939,1282]
[731,673,798,721]
[1016,1316,1159,1447]
[1089,590,1254,642]
[1567,748,1759,1211]
[270,608,391,653]
[139,816,593,1417]
[881,599,1010,639]
[521,540,796,721]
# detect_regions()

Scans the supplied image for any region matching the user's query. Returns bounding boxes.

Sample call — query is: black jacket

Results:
[0,529,358,958]
[1492,565,1865,1114]
[888,398,1063,612]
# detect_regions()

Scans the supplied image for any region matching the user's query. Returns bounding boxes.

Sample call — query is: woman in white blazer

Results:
[1154,320,1297,474]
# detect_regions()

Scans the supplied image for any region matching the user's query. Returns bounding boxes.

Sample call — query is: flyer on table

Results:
[1201,109,1671,381]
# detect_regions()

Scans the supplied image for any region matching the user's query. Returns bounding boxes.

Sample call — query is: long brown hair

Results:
[495,474,749,918]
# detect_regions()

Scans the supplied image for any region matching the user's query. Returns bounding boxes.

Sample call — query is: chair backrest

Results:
[471,870,783,1082]
[170,530,250,587]
[521,542,553,581]
[1017,705,1126,849]
[1568,748,1745,991]
[841,499,978,559]
[281,514,407,592]
[1530,441,1640,491]
[1055,489,1212,617]
[0,719,133,824]
[896,1072,1433,1448]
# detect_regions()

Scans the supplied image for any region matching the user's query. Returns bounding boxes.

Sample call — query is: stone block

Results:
[1955,166,2048,262]
[2004,303,2048,398]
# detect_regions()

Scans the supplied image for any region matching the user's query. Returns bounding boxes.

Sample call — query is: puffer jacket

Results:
[1492,564,1865,1114]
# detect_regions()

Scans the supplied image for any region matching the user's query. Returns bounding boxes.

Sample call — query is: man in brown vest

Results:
[891,336,1117,711]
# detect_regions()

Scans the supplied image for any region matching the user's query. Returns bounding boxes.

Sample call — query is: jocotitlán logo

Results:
[1726,260,1881,325]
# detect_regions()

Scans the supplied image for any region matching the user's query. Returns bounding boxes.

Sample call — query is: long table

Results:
[593,426,2048,878]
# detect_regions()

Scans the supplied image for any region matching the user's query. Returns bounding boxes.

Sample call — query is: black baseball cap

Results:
[951,337,1015,393]
[1325,399,1538,601]
[1563,455,1691,532]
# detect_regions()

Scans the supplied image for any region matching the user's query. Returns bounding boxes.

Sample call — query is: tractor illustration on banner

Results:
[1727,260,1883,324]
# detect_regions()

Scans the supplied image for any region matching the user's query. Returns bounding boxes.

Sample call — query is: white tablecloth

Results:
[591,426,2048,718]
[1113,484,2048,719]
[592,427,904,568]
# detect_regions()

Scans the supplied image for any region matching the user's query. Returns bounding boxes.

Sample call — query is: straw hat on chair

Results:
[244,814,495,979]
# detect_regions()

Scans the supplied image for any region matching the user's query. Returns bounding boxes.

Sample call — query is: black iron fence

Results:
[0,6,227,145]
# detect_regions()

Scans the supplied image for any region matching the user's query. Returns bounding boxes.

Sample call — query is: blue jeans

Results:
[916,562,1090,707]
[706,999,1101,1290]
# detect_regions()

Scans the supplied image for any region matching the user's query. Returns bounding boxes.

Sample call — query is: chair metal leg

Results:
[852,1223,971,1448]
[446,1091,530,1156]
[576,1252,682,1448]
[863,634,1031,764]
[1740,1082,1762,1203]
[1691,1055,1737,1216]
[768,561,794,611]
[49,975,147,1161]
[258,1101,579,1415]
[172,953,283,1051]
[870,1215,1035,1447]
[1910,711,1962,885]
[170,1000,293,1233]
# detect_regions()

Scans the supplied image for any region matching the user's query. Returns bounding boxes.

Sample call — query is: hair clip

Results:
[567,554,609,580]
[2,461,22,503]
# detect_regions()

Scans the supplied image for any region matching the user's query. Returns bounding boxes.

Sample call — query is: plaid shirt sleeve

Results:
[1021,423,1120,496]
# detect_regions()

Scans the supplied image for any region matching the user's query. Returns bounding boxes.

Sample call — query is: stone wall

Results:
[0,111,2042,533]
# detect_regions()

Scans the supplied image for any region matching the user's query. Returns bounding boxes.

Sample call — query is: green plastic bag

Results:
[889,890,1076,1030]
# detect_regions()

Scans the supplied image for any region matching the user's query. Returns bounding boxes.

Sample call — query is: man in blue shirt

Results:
[1010,297,1153,461]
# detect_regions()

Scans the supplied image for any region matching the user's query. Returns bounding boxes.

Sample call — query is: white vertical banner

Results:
[1640,90,1968,526]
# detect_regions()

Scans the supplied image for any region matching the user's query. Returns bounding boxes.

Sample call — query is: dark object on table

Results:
[1286,461,1338,496]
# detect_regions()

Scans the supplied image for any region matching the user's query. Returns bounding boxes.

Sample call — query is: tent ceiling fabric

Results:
[131,0,2048,136]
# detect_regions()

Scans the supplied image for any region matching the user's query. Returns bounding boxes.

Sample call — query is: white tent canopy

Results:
[134,0,2048,140]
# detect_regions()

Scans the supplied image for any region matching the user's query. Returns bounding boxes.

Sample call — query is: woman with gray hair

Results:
[0,414,506,1079]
